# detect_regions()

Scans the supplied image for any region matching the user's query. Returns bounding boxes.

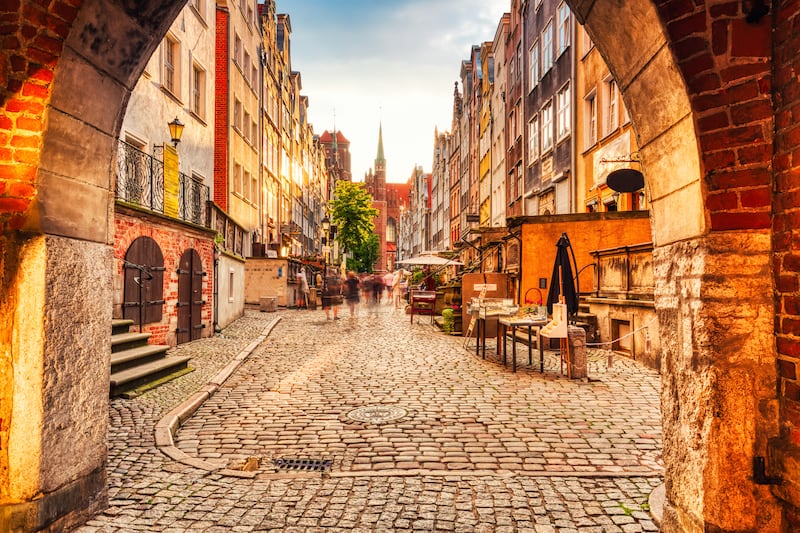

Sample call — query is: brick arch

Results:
[573,1,784,530]
[0,0,796,531]
[0,1,186,530]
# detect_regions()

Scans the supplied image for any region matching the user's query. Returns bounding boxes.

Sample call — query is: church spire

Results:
[375,122,385,165]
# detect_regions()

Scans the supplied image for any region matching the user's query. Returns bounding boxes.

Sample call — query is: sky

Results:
[275,0,509,183]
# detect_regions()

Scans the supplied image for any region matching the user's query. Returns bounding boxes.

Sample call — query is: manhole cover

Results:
[346,405,408,424]
[273,458,332,472]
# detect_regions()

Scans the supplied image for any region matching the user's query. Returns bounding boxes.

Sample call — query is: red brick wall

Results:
[774,2,800,448]
[0,1,79,232]
[114,211,215,346]
[655,2,773,232]
[214,6,229,210]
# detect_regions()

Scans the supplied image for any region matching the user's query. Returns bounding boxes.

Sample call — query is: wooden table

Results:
[498,317,547,372]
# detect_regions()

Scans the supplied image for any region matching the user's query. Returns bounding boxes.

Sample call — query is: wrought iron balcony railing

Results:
[115,139,209,227]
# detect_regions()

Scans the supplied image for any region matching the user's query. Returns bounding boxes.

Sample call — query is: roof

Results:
[319,130,349,144]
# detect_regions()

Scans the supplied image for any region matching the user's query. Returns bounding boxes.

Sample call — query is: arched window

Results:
[386,218,397,242]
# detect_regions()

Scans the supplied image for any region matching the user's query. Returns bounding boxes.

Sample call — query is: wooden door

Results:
[123,236,165,325]
[177,248,205,344]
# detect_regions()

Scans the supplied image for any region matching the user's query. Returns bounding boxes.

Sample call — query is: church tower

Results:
[364,122,389,270]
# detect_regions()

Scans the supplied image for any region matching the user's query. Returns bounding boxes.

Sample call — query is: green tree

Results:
[349,233,380,272]
[329,180,379,256]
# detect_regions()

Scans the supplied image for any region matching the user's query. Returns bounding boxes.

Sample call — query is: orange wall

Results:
[518,212,652,304]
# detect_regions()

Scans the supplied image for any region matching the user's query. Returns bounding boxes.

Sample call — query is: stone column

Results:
[567,325,587,380]
[655,233,782,532]
[0,234,111,530]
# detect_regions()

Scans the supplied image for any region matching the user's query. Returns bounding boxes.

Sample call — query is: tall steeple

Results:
[376,122,386,166]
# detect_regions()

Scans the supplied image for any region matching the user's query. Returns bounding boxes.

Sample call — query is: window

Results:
[529,41,539,90]
[244,111,251,141]
[516,44,522,81]
[191,63,205,119]
[581,26,595,56]
[541,100,554,152]
[252,119,258,145]
[244,51,251,80]
[251,65,258,88]
[234,163,242,195]
[234,34,242,66]
[162,35,179,96]
[557,83,571,140]
[234,99,242,131]
[528,115,540,163]
[542,21,554,73]
[557,3,571,56]
[584,91,597,149]
[191,0,205,20]
[251,173,258,203]
[604,77,619,135]
[228,269,235,303]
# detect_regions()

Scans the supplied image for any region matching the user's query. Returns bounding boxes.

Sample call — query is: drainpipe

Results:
[213,246,220,333]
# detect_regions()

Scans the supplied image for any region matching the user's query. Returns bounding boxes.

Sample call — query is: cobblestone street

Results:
[79,304,663,532]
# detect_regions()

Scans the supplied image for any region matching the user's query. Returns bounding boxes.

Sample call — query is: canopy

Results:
[395,254,463,266]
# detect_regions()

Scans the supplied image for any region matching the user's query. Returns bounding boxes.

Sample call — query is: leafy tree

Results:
[329,180,379,256]
[349,233,380,273]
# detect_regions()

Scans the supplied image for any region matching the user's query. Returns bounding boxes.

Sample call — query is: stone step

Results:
[111,318,135,336]
[110,343,170,373]
[111,331,152,352]
[110,355,193,397]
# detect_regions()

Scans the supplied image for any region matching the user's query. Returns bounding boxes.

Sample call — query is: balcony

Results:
[115,140,209,227]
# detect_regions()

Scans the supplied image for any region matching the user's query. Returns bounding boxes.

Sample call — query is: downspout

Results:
[570,13,578,213]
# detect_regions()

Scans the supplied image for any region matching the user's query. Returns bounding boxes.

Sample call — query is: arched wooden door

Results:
[177,248,205,344]
[123,236,165,326]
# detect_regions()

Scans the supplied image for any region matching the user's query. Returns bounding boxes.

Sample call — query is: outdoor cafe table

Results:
[498,316,548,372]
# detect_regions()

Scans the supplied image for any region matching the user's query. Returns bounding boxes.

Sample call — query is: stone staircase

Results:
[110,319,193,397]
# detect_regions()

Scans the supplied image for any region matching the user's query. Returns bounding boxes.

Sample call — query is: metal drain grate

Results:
[273,458,332,472]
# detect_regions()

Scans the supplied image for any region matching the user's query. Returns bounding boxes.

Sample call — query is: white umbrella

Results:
[395,254,463,266]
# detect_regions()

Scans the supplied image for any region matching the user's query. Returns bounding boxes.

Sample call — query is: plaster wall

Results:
[120,4,216,190]
[518,211,652,302]
[217,252,246,329]
[245,257,290,307]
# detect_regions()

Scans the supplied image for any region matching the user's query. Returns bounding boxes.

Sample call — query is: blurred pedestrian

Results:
[344,271,360,318]
[393,269,405,309]
[383,271,394,304]
[322,270,342,320]
[371,273,385,305]
[296,267,309,309]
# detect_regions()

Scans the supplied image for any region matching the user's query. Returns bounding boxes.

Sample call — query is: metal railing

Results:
[115,139,209,227]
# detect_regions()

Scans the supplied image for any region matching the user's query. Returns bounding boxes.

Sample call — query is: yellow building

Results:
[575,24,646,213]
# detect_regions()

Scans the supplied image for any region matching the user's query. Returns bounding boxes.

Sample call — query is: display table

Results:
[498,316,547,372]
[410,290,436,323]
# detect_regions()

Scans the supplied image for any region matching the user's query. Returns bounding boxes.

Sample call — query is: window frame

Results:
[528,114,540,165]
[584,89,597,150]
[528,40,540,91]
[162,34,180,98]
[541,20,554,74]
[604,76,619,136]
[557,2,571,56]
[541,99,554,154]
[191,62,206,120]
[556,82,571,141]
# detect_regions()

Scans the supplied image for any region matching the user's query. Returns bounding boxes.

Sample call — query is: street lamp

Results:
[168,117,184,147]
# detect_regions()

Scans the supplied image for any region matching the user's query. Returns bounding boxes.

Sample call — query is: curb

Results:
[154,316,281,477]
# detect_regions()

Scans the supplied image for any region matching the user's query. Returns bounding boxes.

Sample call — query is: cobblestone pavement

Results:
[79,304,663,532]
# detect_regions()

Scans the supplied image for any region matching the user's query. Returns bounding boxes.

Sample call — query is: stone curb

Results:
[154,316,282,475]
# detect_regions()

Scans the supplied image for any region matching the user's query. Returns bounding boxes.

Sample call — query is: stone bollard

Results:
[567,325,587,379]
[259,296,277,312]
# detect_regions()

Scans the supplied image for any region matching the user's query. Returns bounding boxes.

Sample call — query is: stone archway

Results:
[0,0,795,531]
[0,2,186,530]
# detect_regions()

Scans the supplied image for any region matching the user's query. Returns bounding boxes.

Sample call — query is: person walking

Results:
[322,269,342,320]
[296,267,309,309]
[393,269,405,309]
[344,271,360,319]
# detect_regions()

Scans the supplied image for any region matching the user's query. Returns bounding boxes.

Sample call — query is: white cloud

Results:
[283,0,508,182]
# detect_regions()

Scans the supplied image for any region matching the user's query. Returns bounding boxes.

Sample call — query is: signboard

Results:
[473,283,497,291]
[541,156,554,182]
[163,144,179,218]
[593,130,631,187]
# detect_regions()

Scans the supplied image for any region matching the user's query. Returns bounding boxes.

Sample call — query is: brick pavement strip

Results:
[78,306,663,532]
